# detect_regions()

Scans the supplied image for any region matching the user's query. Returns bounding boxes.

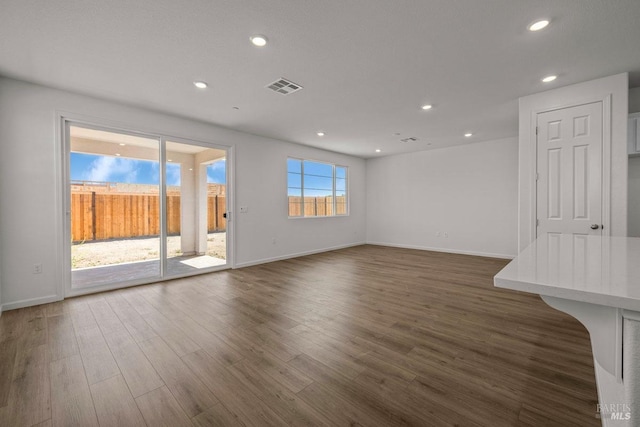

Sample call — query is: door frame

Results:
[531,100,611,240]
[528,94,612,245]
[161,134,234,272]
[58,113,234,299]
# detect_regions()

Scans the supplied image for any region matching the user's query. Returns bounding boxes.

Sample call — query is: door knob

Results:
[590,224,600,230]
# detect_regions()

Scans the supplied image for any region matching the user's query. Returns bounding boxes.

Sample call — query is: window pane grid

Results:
[302,173,332,179]
[288,158,348,217]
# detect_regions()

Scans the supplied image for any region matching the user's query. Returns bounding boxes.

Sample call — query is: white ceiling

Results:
[1,0,639,158]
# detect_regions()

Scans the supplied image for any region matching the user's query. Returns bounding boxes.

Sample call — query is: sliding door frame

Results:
[58,113,233,299]
[161,135,233,276]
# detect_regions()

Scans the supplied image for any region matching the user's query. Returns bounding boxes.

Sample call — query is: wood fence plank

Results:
[71,192,228,241]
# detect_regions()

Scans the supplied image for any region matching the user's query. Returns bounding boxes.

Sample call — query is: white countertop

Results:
[494,234,640,312]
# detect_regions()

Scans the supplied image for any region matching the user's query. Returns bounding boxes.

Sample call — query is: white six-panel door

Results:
[536,102,603,237]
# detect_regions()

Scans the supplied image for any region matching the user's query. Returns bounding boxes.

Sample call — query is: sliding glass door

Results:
[65,122,229,292]
[69,125,162,288]
[164,140,227,275]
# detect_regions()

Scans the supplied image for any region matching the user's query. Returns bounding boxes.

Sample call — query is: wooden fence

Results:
[207,195,226,233]
[71,193,226,242]
[288,196,347,217]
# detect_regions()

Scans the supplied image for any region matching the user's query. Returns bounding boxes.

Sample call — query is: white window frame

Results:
[287,157,349,218]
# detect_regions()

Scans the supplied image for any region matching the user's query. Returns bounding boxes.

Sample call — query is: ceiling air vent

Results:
[400,137,418,143]
[266,78,303,95]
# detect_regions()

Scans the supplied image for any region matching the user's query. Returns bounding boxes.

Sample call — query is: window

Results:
[287,158,348,217]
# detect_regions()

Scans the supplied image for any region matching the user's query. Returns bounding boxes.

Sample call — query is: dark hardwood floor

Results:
[0,245,599,426]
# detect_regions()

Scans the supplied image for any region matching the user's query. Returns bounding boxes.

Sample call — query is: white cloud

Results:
[150,162,160,183]
[83,156,139,183]
[207,160,226,183]
[166,163,181,186]
[209,159,225,171]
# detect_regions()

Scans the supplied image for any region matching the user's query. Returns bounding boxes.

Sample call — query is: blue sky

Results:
[287,159,346,197]
[70,153,226,185]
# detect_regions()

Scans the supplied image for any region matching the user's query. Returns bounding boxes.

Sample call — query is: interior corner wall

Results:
[0,232,2,316]
[365,137,519,258]
[629,87,640,114]
[0,77,366,311]
[518,73,629,251]
[628,87,640,237]
[629,156,640,237]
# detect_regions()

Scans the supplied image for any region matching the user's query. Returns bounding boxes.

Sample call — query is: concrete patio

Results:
[72,254,226,288]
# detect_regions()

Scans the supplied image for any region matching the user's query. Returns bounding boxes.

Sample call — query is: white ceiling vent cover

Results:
[400,137,418,143]
[266,78,303,95]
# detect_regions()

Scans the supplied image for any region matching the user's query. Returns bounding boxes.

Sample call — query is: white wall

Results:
[366,137,518,258]
[0,77,366,311]
[233,136,366,266]
[518,73,629,251]
[629,88,640,237]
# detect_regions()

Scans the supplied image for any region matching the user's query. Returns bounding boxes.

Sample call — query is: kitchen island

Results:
[495,234,639,426]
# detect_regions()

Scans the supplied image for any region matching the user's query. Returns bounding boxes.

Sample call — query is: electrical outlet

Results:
[444,232,448,238]
[33,263,42,274]
[435,231,441,237]
[240,206,249,213]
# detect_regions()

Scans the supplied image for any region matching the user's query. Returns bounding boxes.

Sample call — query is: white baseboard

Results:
[366,241,515,260]
[1,294,62,312]
[234,241,366,269]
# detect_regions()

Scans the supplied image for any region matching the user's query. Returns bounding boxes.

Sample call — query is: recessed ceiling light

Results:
[529,20,550,32]
[119,143,126,146]
[250,35,268,47]
[375,149,381,153]
[317,132,325,137]
[421,104,433,110]
[194,81,208,89]
[542,75,557,83]
[464,133,473,137]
